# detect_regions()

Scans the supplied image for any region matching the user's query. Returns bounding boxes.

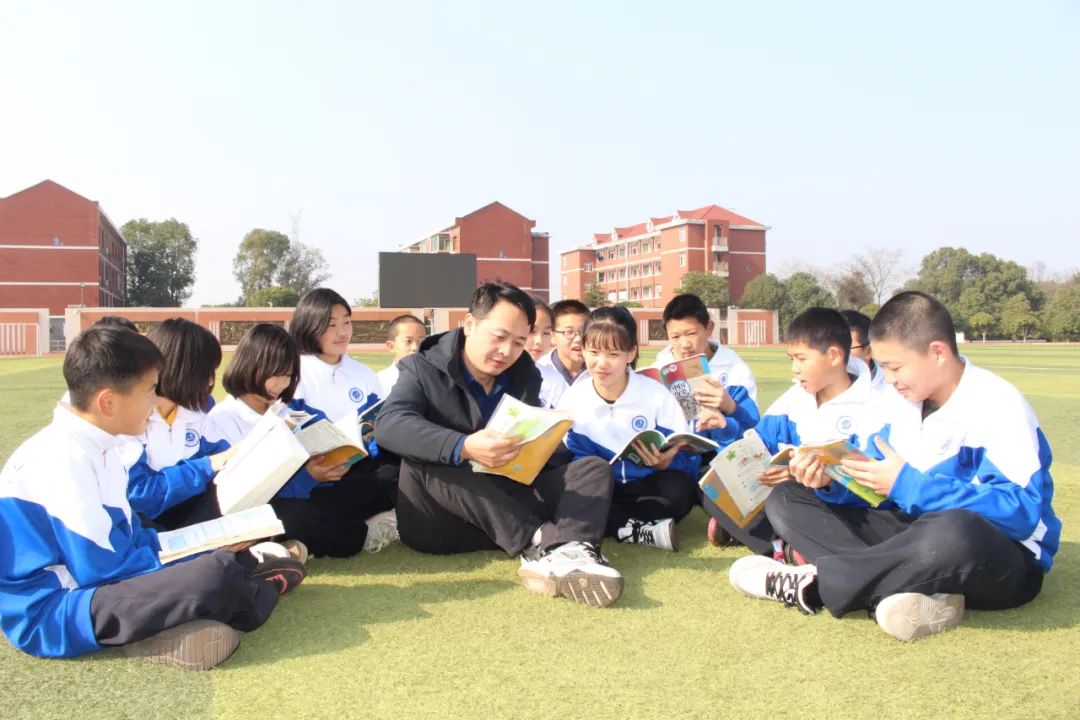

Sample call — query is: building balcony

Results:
[713,264,729,277]
[711,240,728,252]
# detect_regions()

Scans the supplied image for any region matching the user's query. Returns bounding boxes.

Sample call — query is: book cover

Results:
[609,430,719,466]
[213,412,310,515]
[698,430,772,527]
[659,354,713,422]
[770,439,886,507]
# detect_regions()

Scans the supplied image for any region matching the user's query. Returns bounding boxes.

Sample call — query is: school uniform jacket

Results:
[377,363,400,397]
[558,371,701,484]
[202,395,328,500]
[653,342,760,448]
[295,354,383,422]
[880,361,1060,572]
[122,405,229,519]
[0,405,162,658]
[375,329,542,466]
[535,349,589,410]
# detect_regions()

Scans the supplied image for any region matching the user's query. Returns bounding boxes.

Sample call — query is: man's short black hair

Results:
[291,288,352,355]
[146,318,222,411]
[93,315,138,333]
[469,282,535,327]
[550,299,589,323]
[224,323,301,403]
[386,314,425,341]
[663,293,710,327]
[839,309,872,347]
[64,327,163,411]
[787,307,852,363]
[870,291,959,355]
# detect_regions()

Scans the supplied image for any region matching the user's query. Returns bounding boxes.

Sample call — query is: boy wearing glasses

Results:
[536,299,591,409]
[840,309,884,389]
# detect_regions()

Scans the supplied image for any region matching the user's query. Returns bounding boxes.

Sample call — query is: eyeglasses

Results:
[852,343,870,350]
[554,328,584,339]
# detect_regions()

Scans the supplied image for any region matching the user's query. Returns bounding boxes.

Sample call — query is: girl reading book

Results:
[556,307,701,552]
[205,323,398,557]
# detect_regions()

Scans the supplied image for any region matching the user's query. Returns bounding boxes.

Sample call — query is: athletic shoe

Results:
[616,517,678,552]
[123,620,240,671]
[251,557,307,595]
[248,541,291,563]
[729,554,820,614]
[281,539,309,565]
[363,510,399,553]
[875,593,964,641]
[771,540,809,566]
[518,541,624,608]
[707,517,733,547]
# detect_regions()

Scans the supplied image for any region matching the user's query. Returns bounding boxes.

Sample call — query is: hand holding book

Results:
[462,428,524,467]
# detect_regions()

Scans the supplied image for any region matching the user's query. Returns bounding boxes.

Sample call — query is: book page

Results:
[610,429,666,465]
[157,504,285,564]
[214,412,310,514]
[295,418,356,456]
[705,430,772,516]
[486,395,571,444]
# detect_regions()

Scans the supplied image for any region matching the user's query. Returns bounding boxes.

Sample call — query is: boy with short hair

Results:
[840,309,884,388]
[0,327,303,669]
[730,292,1059,641]
[536,299,590,409]
[378,314,427,395]
[710,307,880,555]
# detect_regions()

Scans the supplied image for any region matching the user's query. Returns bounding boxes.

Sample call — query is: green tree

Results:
[354,291,379,308]
[123,218,198,306]
[233,229,291,303]
[677,271,729,309]
[1000,293,1039,341]
[277,243,331,297]
[250,286,301,307]
[739,273,785,311]
[1042,281,1080,340]
[831,272,874,310]
[858,303,879,318]
[616,300,643,308]
[968,311,996,342]
[582,285,608,307]
[783,272,836,330]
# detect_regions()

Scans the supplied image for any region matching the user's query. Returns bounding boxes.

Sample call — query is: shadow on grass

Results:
[962,540,1080,633]
[309,545,504,577]
[229,578,512,667]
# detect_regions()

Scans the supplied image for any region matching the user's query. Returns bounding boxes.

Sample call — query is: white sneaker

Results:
[363,510,399,553]
[518,541,624,608]
[729,554,820,614]
[248,541,291,563]
[616,518,678,551]
[875,593,964,641]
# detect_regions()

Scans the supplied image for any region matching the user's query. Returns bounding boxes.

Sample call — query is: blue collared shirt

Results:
[451,356,512,465]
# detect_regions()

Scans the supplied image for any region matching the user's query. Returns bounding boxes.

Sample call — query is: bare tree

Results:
[846,248,908,305]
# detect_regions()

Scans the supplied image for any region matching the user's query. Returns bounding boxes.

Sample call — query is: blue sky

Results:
[1,1,1077,305]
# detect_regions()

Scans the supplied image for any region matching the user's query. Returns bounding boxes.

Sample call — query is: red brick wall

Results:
[457,203,545,294]
[727,228,767,301]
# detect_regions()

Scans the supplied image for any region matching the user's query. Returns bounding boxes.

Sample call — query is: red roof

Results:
[677,204,763,226]
[593,233,611,243]
[650,216,672,225]
[614,222,648,238]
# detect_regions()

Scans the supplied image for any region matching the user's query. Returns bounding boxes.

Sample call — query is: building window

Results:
[679,254,686,267]
[608,249,615,260]
[584,262,593,272]
[656,285,662,295]
[631,288,639,299]
[679,227,687,243]
[618,246,626,257]
[562,275,567,286]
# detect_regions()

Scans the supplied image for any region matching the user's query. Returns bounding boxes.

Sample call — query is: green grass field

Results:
[1,345,1079,719]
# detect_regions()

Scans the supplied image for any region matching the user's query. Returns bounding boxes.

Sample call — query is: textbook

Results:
[698,429,772,527]
[771,439,887,507]
[157,504,285,564]
[610,428,719,466]
[470,395,573,485]
[656,354,717,422]
[294,413,370,470]
[213,411,310,515]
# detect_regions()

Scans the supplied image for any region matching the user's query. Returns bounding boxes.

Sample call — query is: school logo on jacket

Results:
[836,416,854,434]
[719,373,729,386]
[349,387,364,403]
[631,415,648,432]
[184,429,199,448]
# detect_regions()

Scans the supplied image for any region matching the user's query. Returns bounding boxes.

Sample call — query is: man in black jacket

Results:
[376,283,622,608]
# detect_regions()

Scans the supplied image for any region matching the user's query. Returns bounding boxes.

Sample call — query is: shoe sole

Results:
[667,521,680,552]
[876,593,965,641]
[123,620,240,671]
[518,568,624,608]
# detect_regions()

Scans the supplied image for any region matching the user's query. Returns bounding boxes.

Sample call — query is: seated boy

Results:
[0,327,304,669]
[378,314,427,396]
[840,309,884,389]
[712,308,880,556]
[375,283,623,607]
[730,292,1059,642]
[536,299,590,408]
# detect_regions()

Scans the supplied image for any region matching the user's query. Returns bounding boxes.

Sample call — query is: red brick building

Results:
[0,180,127,316]
[560,204,767,308]
[402,201,550,301]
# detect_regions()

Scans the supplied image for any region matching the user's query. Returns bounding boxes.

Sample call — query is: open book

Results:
[470,395,573,485]
[213,411,310,515]
[610,429,719,466]
[157,504,285,564]
[771,439,886,506]
[294,413,369,469]
[698,429,772,527]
